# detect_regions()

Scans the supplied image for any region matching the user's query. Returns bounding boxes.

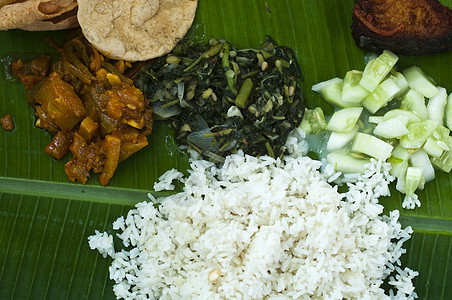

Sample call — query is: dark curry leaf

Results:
[135,37,305,160]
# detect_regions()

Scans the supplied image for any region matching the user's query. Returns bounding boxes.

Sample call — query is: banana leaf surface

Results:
[0,0,451,299]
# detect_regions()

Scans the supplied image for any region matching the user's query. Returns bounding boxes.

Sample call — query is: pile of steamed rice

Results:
[89,134,418,299]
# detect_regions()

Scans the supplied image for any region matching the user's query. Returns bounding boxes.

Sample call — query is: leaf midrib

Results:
[0,177,168,205]
[1,177,451,236]
[400,216,452,236]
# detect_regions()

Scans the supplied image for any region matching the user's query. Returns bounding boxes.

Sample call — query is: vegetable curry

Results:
[11,35,153,186]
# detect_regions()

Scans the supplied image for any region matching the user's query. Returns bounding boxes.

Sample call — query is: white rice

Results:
[153,169,185,191]
[88,151,418,299]
[401,194,421,210]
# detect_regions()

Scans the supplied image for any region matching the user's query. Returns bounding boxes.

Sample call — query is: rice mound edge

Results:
[88,151,418,299]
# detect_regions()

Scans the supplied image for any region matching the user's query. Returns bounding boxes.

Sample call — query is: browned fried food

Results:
[351,0,452,55]
[1,113,14,131]
[0,0,78,31]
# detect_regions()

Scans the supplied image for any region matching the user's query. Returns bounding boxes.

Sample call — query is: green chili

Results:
[235,78,253,108]
[184,42,224,72]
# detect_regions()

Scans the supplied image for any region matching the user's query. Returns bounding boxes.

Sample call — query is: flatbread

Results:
[0,0,78,31]
[77,0,198,62]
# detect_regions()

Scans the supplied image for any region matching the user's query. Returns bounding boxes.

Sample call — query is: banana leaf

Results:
[0,0,451,298]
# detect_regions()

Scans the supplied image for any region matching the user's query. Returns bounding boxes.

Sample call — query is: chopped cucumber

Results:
[389,158,409,180]
[391,144,411,161]
[341,70,369,105]
[360,50,399,92]
[402,66,439,98]
[368,116,384,124]
[446,92,452,131]
[373,116,409,139]
[299,107,327,134]
[326,107,363,133]
[410,149,435,183]
[391,70,410,99]
[405,166,423,196]
[312,77,344,107]
[423,125,450,158]
[427,87,447,125]
[400,89,428,120]
[310,55,452,202]
[431,136,452,172]
[327,151,370,173]
[430,124,451,153]
[351,132,394,161]
[387,145,410,185]
[361,76,400,114]
[423,137,444,158]
[395,175,406,194]
[383,109,422,124]
[326,125,359,151]
[399,120,438,149]
[434,124,451,142]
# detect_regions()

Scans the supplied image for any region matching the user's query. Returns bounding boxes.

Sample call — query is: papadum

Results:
[0,0,78,31]
[77,0,198,61]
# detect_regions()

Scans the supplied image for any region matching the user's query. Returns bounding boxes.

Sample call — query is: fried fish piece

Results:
[351,0,452,55]
[0,0,78,31]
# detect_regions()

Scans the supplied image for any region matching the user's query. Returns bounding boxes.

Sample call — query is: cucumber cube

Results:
[423,138,444,158]
[326,107,363,133]
[327,151,370,174]
[341,70,369,105]
[405,166,423,196]
[410,149,435,183]
[431,136,452,172]
[326,125,359,151]
[360,50,399,92]
[351,132,394,161]
[389,158,409,179]
[391,70,410,99]
[361,76,400,114]
[391,144,411,161]
[427,86,447,125]
[312,78,344,107]
[383,109,422,124]
[400,89,428,120]
[373,116,409,139]
[368,116,384,124]
[403,66,439,98]
[400,120,438,149]
[299,107,327,134]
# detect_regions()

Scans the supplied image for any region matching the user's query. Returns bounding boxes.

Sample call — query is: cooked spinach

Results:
[135,37,305,162]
